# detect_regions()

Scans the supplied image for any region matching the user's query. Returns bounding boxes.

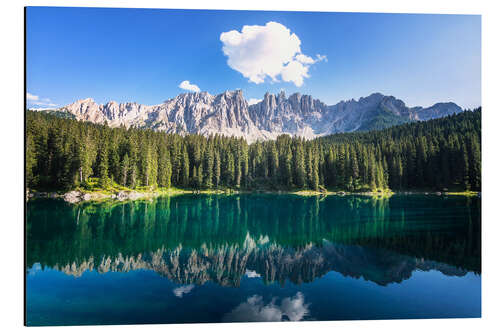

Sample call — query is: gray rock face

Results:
[57,91,463,143]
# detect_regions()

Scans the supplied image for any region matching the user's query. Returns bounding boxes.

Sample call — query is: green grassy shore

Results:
[28,177,479,204]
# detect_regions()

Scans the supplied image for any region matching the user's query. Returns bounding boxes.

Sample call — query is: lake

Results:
[25,194,481,325]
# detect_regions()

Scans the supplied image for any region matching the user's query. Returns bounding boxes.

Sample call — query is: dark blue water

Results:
[26,194,481,325]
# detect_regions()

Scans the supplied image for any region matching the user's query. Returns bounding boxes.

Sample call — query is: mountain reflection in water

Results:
[27,194,481,287]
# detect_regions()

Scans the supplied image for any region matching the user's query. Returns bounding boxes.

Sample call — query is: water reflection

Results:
[26,194,481,287]
[173,285,195,298]
[223,292,310,322]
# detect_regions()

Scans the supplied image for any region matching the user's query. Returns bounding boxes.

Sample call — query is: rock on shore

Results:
[63,191,81,203]
[29,190,158,204]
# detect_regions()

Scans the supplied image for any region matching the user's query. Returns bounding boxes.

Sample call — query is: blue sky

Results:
[26,7,481,109]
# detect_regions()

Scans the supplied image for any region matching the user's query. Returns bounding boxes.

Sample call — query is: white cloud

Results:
[280,292,310,321]
[220,22,326,87]
[315,54,328,62]
[27,92,39,101]
[247,98,262,106]
[179,80,201,92]
[173,284,195,298]
[281,60,309,87]
[27,92,57,107]
[31,101,57,107]
[223,293,309,322]
[294,54,315,65]
[30,107,58,111]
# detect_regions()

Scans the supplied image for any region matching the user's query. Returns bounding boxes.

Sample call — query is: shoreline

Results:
[26,187,480,204]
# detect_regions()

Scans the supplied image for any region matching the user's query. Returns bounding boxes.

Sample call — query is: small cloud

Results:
[295,54,315,65]
[223,292,309,322]
[247,98,262,106]
[29,107,58,111]
[173,284,195,298]
[27,92,39,101]
[31,101,57,107]
[27,92,57,107]
[220,22,325,87]
[316,54,328,62]
[295,54,327,65]
[245,269,261,278]
[179,80,201,92]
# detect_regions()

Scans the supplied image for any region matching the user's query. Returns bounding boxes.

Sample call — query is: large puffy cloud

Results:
[179,80,201,92]
[281,60,310,87]
[223,293,309,322]
[220,22,325,87]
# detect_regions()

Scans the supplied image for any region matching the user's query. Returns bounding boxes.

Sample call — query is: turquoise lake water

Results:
[26,194,481,325]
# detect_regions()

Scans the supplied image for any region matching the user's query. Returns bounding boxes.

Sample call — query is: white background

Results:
[1,0,499,331]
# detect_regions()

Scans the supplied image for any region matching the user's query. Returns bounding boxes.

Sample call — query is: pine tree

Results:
[268,142,279,181]
[214,150,221,188]
[311,148,319,191]
[281,145,293,187]
[469,134,481,190]
[224,149,235,186]
[97,143,110,188]
[203,148,214,188]
[293,142,306,188]
[241,143,249,187]
[461,142,470,190]
[197,163,204,189]
[120,153,130,186]
[350,145,359,190]
[26,133,36,188]
[235,147,242,188]
[181,145,190,187]
[325,147,335,187]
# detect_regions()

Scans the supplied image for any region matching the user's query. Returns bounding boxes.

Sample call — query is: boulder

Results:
[63,191,82,203]
[117,191,129,201]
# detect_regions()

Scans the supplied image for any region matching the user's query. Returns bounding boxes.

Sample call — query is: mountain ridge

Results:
[43,90,463,143]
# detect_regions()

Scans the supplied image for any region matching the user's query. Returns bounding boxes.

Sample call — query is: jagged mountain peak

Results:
[55,91,463,143]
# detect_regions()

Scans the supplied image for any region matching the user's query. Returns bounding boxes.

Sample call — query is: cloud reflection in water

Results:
[223,292,309,322]
[173,284,195,298]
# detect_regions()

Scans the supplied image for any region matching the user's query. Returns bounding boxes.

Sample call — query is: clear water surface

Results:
[26,194,481,325]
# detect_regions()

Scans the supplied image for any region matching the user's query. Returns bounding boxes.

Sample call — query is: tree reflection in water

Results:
[26,194,481,287]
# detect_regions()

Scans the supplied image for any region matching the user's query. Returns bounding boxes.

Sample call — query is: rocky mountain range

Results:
[52,90,463,143]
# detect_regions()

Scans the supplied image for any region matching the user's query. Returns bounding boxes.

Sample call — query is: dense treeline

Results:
[26,108,481,192]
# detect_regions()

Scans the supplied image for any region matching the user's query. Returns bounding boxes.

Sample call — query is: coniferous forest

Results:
[26,108,481,193]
